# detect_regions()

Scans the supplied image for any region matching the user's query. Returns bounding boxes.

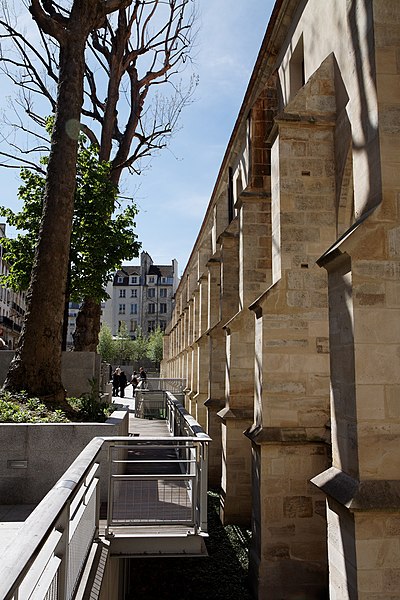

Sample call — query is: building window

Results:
[148,288,155,298]
[161,277,167,284]
[118,304,126,314]
[117,276,123,283]
[130,320,137,332]
[119,289,126,298]
[130,303,137,314]
[159,321,166,331]
[130,276,138,284]
[148,276,155,284]
[160,303,167,314]
[148,303,156,314]
[148,320,156,333]
[289,35,305,101]
[160,288,167,298]
[131,289,137,298]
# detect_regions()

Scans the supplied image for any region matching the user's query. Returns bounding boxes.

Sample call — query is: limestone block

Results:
[356,538,400,570]
[358,569,384,594]
[283,495,313,518]
[385,385,400,418]
[355,344,400,384]
[356,384,385,420]
[358,423,400,478]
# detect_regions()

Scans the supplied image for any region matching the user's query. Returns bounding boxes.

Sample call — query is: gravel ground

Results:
[125,491,252,600]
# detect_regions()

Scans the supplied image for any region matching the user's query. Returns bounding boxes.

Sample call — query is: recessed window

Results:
[289,35,305,101]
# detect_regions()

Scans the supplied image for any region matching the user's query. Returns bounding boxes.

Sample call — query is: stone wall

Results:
[161,0,400,597]
[0,408,128,504]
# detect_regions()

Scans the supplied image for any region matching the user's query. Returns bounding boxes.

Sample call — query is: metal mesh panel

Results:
[66,489,97,600]
[44,570,58,600]
[111,478,193,524]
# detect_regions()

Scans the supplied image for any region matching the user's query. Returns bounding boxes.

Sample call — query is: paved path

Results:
[0,389,170,557]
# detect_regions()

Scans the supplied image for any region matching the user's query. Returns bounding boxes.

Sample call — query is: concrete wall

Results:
[0,351,103,397]
[0,408,128,504]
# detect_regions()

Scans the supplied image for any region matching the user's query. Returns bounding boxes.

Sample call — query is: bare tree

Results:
[0,0,196,353]
[1,0,134,404]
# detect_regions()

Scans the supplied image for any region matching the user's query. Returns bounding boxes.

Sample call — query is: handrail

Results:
[0,436,104,600]
[0,390,211,599]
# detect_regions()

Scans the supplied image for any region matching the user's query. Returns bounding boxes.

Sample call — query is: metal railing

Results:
[0,437,103,600]
[106,435,208,535]
[144,378,186,394]
[0,391,210,600]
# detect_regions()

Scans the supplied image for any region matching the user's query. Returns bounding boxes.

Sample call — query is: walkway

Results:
[0,388,158,558]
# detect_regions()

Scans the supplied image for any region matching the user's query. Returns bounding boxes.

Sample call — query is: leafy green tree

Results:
[0,137,140,341]
[147,327,164,368]
[131,328,149,363]
[97,323,116,364]
[114,322,134,364]
[1,0,133,404]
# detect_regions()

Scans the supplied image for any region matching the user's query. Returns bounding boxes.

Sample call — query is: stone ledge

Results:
[311,466,400,511]
[244,423,328,444]
[217,407,253,421]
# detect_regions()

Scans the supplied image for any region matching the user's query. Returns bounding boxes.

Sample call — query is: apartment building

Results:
[161,1,400,598]
[102,251,179,338]
[0,224,26,349]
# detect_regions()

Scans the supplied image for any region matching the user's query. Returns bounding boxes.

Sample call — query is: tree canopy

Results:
[0,134,141,303]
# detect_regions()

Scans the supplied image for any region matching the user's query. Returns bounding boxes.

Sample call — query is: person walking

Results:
[112,367,121,396]
[131,371,139,393]
[139,366,147,389]
[119,369,128,398]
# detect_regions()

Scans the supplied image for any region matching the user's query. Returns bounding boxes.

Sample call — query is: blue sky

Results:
[0,0,274,276]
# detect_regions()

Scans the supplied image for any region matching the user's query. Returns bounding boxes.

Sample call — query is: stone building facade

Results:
[161,1,400,598]
[0,224,26,349]
[102,251,179,338]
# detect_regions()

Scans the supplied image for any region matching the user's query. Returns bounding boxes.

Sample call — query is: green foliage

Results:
[0,134,141,301]
[146,327,164,365]
[97,322,116,363]
[97,323,150,364]
[0,391,69,423]
[114,321,134,362]
[131,327,149,362]
[67,378,112,422]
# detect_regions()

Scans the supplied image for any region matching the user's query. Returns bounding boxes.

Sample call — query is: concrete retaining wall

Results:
[0,408,129,504]
[0,351,104,398]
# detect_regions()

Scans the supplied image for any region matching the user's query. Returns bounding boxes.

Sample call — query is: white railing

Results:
[145,378,186,394]
[106,436,208,535]
[0,391,210,600]
[0,437,103,600]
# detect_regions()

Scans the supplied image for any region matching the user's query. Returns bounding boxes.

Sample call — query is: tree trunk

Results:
[72,296,102,352]
[3,37,86,403]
